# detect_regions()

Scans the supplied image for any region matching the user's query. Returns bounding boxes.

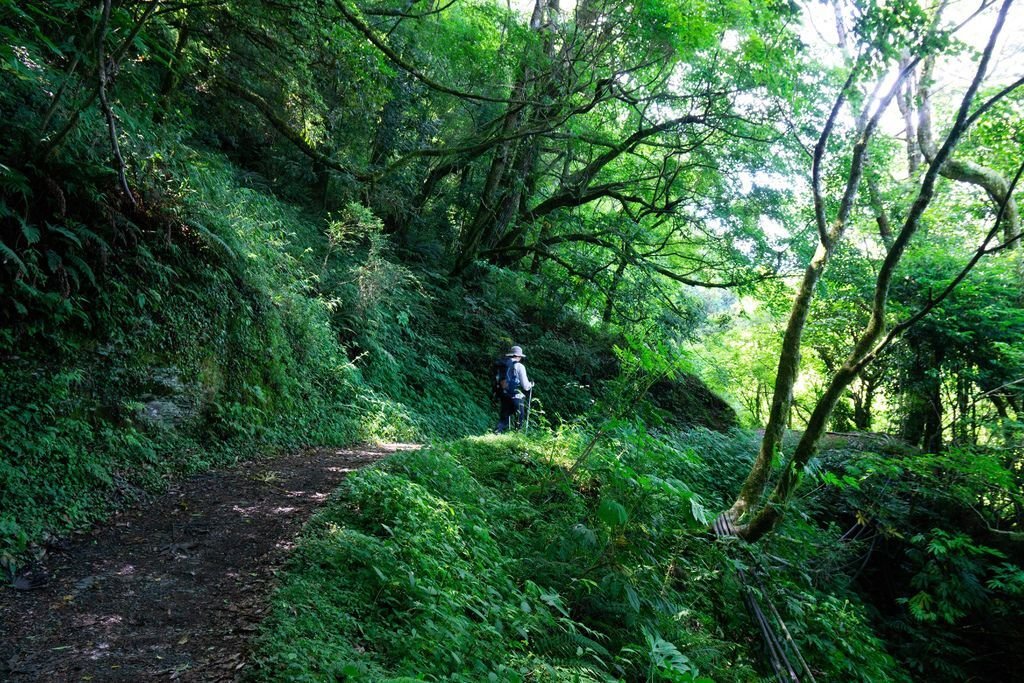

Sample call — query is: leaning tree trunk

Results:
[723,0,1016,542]
[727,241,835,520]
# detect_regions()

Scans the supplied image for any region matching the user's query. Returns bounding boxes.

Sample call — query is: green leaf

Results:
[20,222,40,245]
[47,223,82,247]
[0,163,31,195]
[46,249,61,272]
[597,499,628,526]
[0,239,26,273]
[689,497,709,526]
[65,253,96,288]
[624,583,640,612]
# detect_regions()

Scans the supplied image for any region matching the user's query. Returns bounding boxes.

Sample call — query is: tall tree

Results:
[720,0,1024,542]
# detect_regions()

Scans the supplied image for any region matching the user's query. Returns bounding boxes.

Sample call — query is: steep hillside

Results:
[0,144,734,566]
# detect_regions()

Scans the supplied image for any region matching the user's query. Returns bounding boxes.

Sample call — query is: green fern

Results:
[184,219,238,261]
[0,238,27,273]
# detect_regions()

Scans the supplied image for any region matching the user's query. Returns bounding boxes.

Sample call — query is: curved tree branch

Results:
[220,80,372,181]
[334,0,520,104]
[97,0,136,208]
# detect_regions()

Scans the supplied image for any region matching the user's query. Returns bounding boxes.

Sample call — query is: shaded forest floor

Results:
[0,444,414,682]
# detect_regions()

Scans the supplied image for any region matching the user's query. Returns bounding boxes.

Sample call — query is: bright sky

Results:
[802,0,1024,126]
[510,0,1024,92]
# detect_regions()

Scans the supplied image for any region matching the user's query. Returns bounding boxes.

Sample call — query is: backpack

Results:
[493,357,521,399]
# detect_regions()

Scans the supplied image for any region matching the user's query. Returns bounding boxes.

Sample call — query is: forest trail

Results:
[0,444,415,682]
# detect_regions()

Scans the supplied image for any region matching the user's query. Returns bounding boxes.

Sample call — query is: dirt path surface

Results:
[0,444,415,682]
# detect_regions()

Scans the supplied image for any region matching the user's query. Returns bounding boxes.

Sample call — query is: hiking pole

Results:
[524,389,533,432]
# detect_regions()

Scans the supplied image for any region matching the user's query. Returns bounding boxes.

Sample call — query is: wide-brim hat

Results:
[506,345,526,358]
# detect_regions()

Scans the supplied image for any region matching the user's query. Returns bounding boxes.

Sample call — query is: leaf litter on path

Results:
[0,444,416,682]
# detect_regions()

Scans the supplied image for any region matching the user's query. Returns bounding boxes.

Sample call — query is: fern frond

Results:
[0,163,31,196]
[65,253,96,288]
[185,219,238,260]
[73,224,111,252]
[20,221,40,245]
[46,222,82,248]
[0,239,27,273]
[533,629,612,660]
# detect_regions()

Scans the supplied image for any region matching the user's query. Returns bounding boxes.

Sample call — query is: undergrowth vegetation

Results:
[249,425,1024,681]
[2,147,357,565]
[251,430,914,682]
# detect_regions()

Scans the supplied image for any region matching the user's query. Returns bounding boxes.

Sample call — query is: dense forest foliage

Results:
[2,0,1023,680]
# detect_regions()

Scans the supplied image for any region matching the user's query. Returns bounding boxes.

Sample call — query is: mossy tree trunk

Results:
[723,0,1018,542]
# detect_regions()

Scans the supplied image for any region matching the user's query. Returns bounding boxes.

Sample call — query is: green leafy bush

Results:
[253,429,910,681]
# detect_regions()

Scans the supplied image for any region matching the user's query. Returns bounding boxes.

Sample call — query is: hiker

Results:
[494,345,534,433]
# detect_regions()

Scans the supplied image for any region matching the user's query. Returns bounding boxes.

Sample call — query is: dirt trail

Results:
[0,444,414,682]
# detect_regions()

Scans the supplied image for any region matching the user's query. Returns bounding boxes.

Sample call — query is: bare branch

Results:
[97,0,136,208]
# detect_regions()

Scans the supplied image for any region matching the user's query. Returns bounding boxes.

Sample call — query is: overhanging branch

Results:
[220,80,372,181]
